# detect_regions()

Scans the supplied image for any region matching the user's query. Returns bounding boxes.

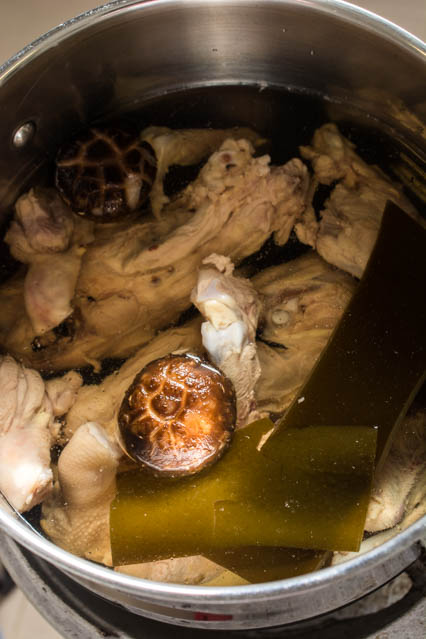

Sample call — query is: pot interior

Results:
[0,0,424,622]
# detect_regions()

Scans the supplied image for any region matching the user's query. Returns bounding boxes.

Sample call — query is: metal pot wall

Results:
[0,0,425,631]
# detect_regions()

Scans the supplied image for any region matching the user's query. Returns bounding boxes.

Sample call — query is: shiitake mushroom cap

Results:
[55,126,156,221]
[118,353,236,478]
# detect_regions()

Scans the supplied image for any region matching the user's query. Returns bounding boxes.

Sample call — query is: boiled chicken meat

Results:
[332,409,426,565]
[41,422,120,566]
[1,116,423,587]
[1,204,193,371]
[0,355,82,511]
[116,556,224,585]
[4,138,308,372]
[296,124,418,277]
[140,125,263,216]
[365,409,426,533]
[191,254,262,427]
[73,139,308,366]
[23,250,84,336]
[6,188,74,257]
[45,371,84,418]
[253,252,356,414]
[4,188,94,334]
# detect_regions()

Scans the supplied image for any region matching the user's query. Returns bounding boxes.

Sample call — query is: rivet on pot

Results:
[12,121,36,148]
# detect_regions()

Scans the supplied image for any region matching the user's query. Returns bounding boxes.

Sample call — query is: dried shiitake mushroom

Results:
[55,127,156,221]
[118,354,236,477]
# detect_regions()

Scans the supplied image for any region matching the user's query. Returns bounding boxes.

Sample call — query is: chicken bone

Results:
[191,253,262,427]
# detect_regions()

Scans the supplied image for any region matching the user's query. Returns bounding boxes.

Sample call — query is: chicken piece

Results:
[333,479,426,565]
[0,356,83,511]
[365,410,426,533]
[41,422,121,566]
[45,371,83,417]
[0,355,54,511]
[7,138,308,372]
[253,252,356,415]
[191,254,262,427]
[116,556,224,585]
[140,126,263,216]
[255,342,323,417]
[292,177,319,248]
[4,188,94,334]
[332,411,426,566]
[5,187,74,259]
[296,123,418,277]
[1,207,192,370]
[64,321,203,440]
[0,356,74,511]
[74,208,191,344]
[23,248,85,335]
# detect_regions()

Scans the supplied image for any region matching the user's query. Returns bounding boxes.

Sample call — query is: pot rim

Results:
[0,0,425,603]
[0,500,425,601]
[0,0,424,82]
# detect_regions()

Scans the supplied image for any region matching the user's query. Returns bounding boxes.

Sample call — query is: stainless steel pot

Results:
[0,0,425,631]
